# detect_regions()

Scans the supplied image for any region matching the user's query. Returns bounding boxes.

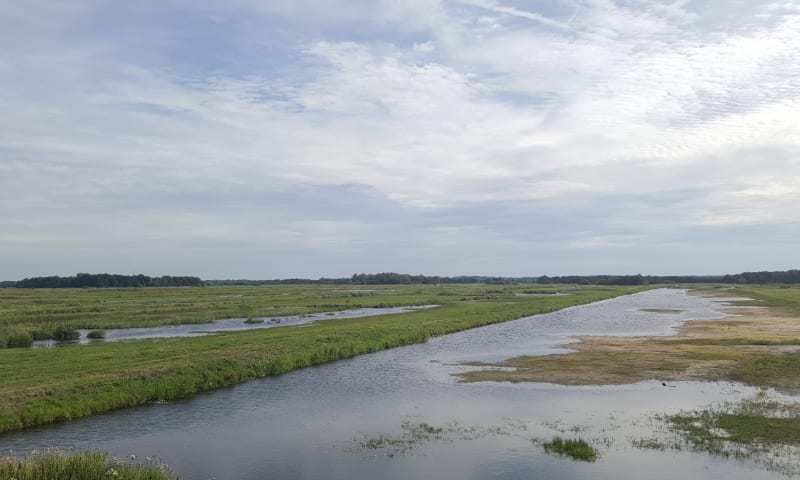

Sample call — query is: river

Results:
[1,289,794,479]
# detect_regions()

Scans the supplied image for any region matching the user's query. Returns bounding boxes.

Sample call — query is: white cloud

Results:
[1,0,799,277]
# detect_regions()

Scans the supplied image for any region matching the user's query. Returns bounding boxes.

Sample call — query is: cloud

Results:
[0,0,798,278]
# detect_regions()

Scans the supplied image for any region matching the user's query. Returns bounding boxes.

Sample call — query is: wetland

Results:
[1,284,799,478]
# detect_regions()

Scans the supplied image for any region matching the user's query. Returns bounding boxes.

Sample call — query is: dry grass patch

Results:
[457,290,800,393]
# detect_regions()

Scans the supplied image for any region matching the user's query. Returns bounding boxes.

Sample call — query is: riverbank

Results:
[456,286,800,391]
[0,284,645,433]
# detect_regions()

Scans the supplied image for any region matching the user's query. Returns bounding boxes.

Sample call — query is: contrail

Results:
[460,0,569,30]
[567,0,583,26]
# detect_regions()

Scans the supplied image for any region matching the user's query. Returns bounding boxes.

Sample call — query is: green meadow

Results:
[0,284,643,433]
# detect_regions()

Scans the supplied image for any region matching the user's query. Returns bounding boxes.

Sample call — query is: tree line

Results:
[211,270,800,286]
[2,269,799,288]
[7,273,203,288]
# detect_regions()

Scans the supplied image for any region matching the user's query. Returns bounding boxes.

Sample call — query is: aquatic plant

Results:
[637,392,800,475]
[86,330,106,339]
[354,420,526,457]
[541,437,598,462]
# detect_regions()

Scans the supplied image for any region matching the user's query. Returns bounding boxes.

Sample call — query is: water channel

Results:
[2,289,795,479]
[33,305,437,346]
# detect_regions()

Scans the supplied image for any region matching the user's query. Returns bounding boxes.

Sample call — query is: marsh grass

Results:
[664,393,800,451]
[0,449,178,480]
[0,328,33,348]
[540,437,598,462]
[52,325,80,341]
[86,330,106,339]
[636,391,800,475]
[0,285,442,335]
[355,420,527,457]
[357,422,445,456]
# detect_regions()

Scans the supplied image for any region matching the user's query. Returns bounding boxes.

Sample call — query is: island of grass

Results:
[0,284,646,433]
[541,437,598,462]
[86,329,106,339]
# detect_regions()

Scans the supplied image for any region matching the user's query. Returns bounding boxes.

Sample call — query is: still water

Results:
[2,289,794,479]
[34,305,437,346]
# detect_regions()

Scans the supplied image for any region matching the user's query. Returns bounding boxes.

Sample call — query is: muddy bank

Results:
[457,298,800,393]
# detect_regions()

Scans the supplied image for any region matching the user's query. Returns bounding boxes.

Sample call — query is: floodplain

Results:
[0,284,636,433]
[2,284,800,479]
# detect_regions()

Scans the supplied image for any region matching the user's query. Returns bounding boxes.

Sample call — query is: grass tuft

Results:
[86,330,106,339]
[0,449,179,480]
[0,328,33,348]
[541,436,598,462]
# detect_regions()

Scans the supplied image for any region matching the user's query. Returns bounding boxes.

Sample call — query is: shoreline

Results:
[456,290,800,393]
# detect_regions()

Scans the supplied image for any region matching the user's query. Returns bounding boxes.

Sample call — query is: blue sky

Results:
[1,0,799,279]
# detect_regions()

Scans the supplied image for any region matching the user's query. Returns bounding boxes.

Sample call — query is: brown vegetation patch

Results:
[457,298,800,392]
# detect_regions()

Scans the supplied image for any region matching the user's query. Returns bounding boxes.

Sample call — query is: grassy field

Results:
[0,284,451,344]
[0,284,644,433]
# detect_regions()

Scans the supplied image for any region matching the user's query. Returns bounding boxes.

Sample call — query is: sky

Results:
[1,0,799,280]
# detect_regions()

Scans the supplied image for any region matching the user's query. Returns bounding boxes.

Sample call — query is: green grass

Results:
[725,285,800,311]
[0,285,447,334]
[541,437,598,462]
[0,284,645,433]
[0,328,33,348]
[0,450,179,480]
[659,391,800,473]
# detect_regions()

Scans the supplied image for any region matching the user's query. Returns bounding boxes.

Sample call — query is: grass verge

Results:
[0,449,179,480]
